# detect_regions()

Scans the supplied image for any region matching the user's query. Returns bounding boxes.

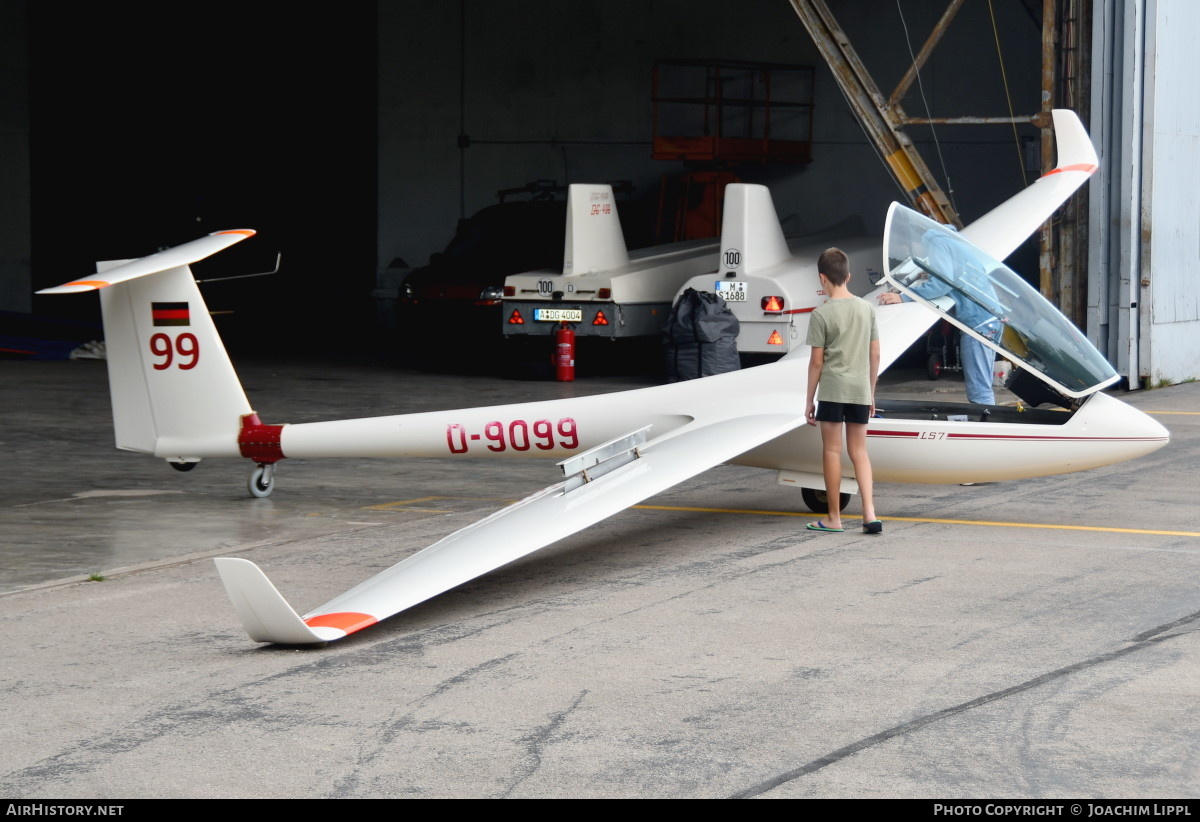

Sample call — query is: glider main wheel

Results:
[801,487,852,515]
[248,463,275,498]
[926,351,944,380]
[169,461,197,472]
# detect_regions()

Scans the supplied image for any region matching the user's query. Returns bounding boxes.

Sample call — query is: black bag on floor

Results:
[663,288,741,382]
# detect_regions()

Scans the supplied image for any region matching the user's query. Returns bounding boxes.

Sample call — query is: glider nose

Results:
[1079,391,1171,462]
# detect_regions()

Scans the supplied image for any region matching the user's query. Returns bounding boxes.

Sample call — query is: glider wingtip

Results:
[35,280,109,295]
[1047,109,1099,175]
[213,556,328,645]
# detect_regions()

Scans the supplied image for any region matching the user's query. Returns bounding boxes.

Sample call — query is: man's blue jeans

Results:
[962,321,1000,404]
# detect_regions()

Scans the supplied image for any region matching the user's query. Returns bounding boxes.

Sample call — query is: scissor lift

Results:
[652,59,815,242]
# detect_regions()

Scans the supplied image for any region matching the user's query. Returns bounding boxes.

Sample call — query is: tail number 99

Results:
[149,332,200,370]
[446,418,579,454]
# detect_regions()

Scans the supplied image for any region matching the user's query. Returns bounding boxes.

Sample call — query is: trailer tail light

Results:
[598,288,612,299]
[762,295,785,312]
[767,330,784,346]
[503,285,516,297]
[508,309,525,325]
[592,310,609,326]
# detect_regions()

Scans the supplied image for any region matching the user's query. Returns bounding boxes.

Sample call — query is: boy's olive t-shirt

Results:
[805,296,879,405]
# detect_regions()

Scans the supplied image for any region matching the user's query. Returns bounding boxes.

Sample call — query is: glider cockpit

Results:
[883,205,1119,410]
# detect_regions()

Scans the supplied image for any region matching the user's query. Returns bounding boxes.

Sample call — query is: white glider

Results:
[38,110,1167,645]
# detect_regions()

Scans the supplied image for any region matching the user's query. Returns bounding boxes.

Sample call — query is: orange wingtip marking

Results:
[65,280,111,289]
[212,229,257,237]
[1043,163,1098,177]
[304,612,378,635]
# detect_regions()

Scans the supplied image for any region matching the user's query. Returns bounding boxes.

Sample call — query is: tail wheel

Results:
[801,487,851,514]
[926,351,944,380]
[248,463,275,498]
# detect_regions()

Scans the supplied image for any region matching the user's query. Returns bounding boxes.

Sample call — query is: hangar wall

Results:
[377,0,1045,280]
[0,0,30,314]
[1089,0,1200,387]
[1140,0,1200,385]
[8,2,1048,348]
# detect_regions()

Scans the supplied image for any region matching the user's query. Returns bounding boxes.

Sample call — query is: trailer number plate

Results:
[533,308,582,322]
[716,281,748,302]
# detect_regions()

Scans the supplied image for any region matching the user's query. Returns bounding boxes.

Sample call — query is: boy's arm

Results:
[869,339,880,417]
[806,347,824,426]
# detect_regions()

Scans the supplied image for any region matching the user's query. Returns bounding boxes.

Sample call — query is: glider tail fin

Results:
[719,184,793,277]
[37,231,256,460]
[563,183,630,274]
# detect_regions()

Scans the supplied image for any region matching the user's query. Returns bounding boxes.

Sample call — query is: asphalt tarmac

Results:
[0,356,1197,799]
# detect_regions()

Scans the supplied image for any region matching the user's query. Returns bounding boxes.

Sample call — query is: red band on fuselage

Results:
[867,429,1166,443]
[239,413,286,464]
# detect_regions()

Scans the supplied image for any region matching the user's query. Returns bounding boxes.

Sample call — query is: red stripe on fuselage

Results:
[867,429,1166,443]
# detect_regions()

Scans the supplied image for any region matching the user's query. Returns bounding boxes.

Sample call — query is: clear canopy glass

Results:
[883,204,1118,399]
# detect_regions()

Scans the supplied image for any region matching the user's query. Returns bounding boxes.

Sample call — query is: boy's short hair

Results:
[818,247,851,286]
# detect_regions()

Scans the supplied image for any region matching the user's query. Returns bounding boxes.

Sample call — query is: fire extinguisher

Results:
[554,322,575,382]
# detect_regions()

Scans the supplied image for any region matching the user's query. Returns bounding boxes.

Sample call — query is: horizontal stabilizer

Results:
[217,412,806,644]
[37,229,256,294]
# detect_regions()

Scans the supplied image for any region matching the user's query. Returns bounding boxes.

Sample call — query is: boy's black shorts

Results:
[814,400,870,425]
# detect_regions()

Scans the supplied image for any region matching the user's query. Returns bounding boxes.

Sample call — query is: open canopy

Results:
[883,204,1118,402]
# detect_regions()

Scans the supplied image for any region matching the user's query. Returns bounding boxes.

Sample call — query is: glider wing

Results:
[959,110,1098,261]
[216,411,807,644]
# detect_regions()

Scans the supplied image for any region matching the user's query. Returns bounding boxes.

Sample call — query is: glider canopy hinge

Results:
[239,413,286,464]
[558,425,651,493]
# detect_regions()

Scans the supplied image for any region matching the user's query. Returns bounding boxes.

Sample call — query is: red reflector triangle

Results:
[763,296,784,311]
[508,310,524,325]
[767,330,784,346]
[592,310,609,326]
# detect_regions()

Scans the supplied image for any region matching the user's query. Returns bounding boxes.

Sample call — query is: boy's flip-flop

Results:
[862,520,883,535]
[806,520,843,533]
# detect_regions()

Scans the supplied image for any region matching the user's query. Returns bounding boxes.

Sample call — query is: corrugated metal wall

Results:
[1141,0,1200,384]
[1090,0,1200,387]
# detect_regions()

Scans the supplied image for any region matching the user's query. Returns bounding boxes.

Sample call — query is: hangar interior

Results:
[2,0,1196,384]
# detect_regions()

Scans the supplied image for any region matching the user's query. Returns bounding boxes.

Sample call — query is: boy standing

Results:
[804,248,882,534]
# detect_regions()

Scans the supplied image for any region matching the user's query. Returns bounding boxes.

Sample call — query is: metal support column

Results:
[787,0,962,227]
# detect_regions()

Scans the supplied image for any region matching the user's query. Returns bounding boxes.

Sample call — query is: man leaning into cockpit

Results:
[878,228,1001,405]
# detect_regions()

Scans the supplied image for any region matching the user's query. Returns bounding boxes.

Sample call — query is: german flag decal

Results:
[152,302,190,327]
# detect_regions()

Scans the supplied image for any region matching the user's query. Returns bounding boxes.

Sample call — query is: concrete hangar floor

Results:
[0,355,1197,798]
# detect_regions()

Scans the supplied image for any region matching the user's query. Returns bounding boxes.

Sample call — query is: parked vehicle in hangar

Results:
[673,185,882,361]
[502,184,719,351]
[394,182,568,368]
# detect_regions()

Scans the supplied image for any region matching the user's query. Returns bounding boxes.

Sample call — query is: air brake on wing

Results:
[558,425,651,492]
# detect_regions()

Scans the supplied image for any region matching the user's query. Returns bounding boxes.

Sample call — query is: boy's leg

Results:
[819,420,844,528]
[845,421,876,523]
